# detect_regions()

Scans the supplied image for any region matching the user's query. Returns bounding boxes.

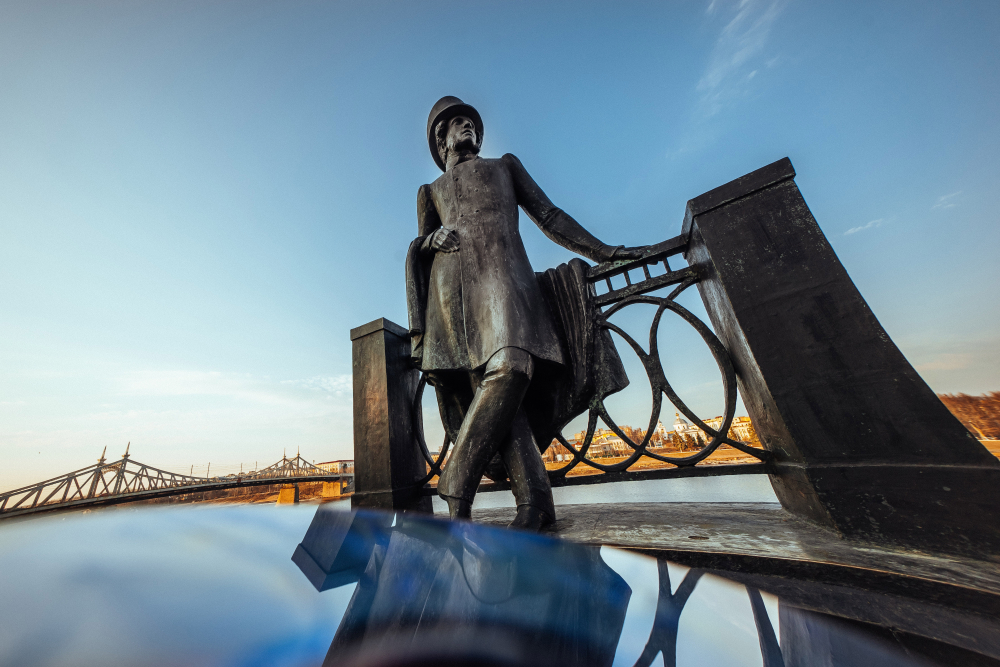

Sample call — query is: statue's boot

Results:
[437,348,534,509]
[501,408,556,531]
[444,496,472,520]
[509,504,554,531]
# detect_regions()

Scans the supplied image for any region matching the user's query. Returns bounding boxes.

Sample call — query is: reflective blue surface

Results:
[0,503,356,667]
[0,501,986,667]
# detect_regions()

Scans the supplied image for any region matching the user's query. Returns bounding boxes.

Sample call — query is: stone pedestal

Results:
[322,481,342,498]
[350,318,432,512]
[683,158,1000,556]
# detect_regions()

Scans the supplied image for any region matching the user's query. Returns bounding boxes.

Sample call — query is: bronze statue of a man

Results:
[408,96,640,530]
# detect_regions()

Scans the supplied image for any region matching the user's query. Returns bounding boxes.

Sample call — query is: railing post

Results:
[683,157,1000,556]
[350,318,432,512]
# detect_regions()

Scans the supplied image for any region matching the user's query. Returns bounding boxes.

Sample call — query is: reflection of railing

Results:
[0,449,353,519]
[634,563,783,667]
[412,233,771,492]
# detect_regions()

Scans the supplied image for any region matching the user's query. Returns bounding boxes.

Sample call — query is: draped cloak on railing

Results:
[409,234,772,490]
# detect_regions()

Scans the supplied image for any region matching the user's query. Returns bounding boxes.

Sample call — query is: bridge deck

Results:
[0,474,352,521]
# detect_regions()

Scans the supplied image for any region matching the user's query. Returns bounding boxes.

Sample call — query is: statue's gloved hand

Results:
[610,246,646,261]
[429,228,460,253]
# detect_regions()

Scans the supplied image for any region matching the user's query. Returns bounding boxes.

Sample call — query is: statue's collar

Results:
[445,153,480,171]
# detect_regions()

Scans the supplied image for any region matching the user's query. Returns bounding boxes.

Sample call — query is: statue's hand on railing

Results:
[609,246,647,261]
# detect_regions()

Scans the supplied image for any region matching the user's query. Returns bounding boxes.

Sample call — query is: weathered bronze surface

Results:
[356,134,997,560]
[406,97,643,528]
[683,157,1000,557]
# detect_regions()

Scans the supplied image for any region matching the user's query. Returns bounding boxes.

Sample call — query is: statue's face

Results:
[445,115,480,154]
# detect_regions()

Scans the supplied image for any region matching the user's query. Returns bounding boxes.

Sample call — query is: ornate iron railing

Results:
[412,234,771,491]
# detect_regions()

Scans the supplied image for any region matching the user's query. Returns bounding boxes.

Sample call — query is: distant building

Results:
[700,415,755,442]
[730,416,754,442]
[673,413,700,438]
[547,413,758,463]
[561,427,636,458]
[316,460,353,474]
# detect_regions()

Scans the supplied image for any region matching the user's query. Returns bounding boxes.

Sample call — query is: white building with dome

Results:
[672,413,702,439]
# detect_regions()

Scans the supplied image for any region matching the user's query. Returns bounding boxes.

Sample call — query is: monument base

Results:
[683,157,1000,558]
[770,463,1000,557]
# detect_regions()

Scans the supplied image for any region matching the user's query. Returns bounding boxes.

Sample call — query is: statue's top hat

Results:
[427,96,483,171]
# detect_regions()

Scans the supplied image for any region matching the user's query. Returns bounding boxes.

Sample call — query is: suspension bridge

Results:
[0,445,354,520]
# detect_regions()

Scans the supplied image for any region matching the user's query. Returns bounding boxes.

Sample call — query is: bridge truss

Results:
[0,446,352,520]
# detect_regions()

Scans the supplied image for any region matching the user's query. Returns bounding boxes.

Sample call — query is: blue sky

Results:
[2,0,998,488]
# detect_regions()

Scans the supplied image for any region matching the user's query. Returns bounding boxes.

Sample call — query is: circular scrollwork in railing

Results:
[548,278,770,477]
[411,277,770,486]
[411,373,452,487]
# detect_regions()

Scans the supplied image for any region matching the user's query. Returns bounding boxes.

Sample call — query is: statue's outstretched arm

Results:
[503,153,624,263]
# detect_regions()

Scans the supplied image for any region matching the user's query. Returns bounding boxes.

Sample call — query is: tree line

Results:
[939,392,1000,440]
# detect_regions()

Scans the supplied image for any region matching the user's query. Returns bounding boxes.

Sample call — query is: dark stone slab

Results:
[351,318,432,512]
[682,158,1000,556]
[681,157,796,239]
[467,503,1000,614]
[350,317,408,341]
[469,502,1000,660]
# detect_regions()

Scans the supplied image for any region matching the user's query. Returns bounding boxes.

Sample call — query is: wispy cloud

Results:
[121,370,296,406]
[119,370,352,401]
[697,0,788,116]
[844,218,884,235]
[283,375,352,395]
[932,191,962,209]
[903,336,1000,391]
[915,353,972,372]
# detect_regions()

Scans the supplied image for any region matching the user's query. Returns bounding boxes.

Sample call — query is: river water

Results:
[432,473,779,512]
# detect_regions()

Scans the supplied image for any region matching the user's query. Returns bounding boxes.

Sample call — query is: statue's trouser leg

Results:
[501,408,556,517]
[428,370,474,448]
[437,347,535,505]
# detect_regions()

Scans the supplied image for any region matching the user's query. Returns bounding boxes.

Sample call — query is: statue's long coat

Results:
[406,154,629,452]
[408,153,618,371]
